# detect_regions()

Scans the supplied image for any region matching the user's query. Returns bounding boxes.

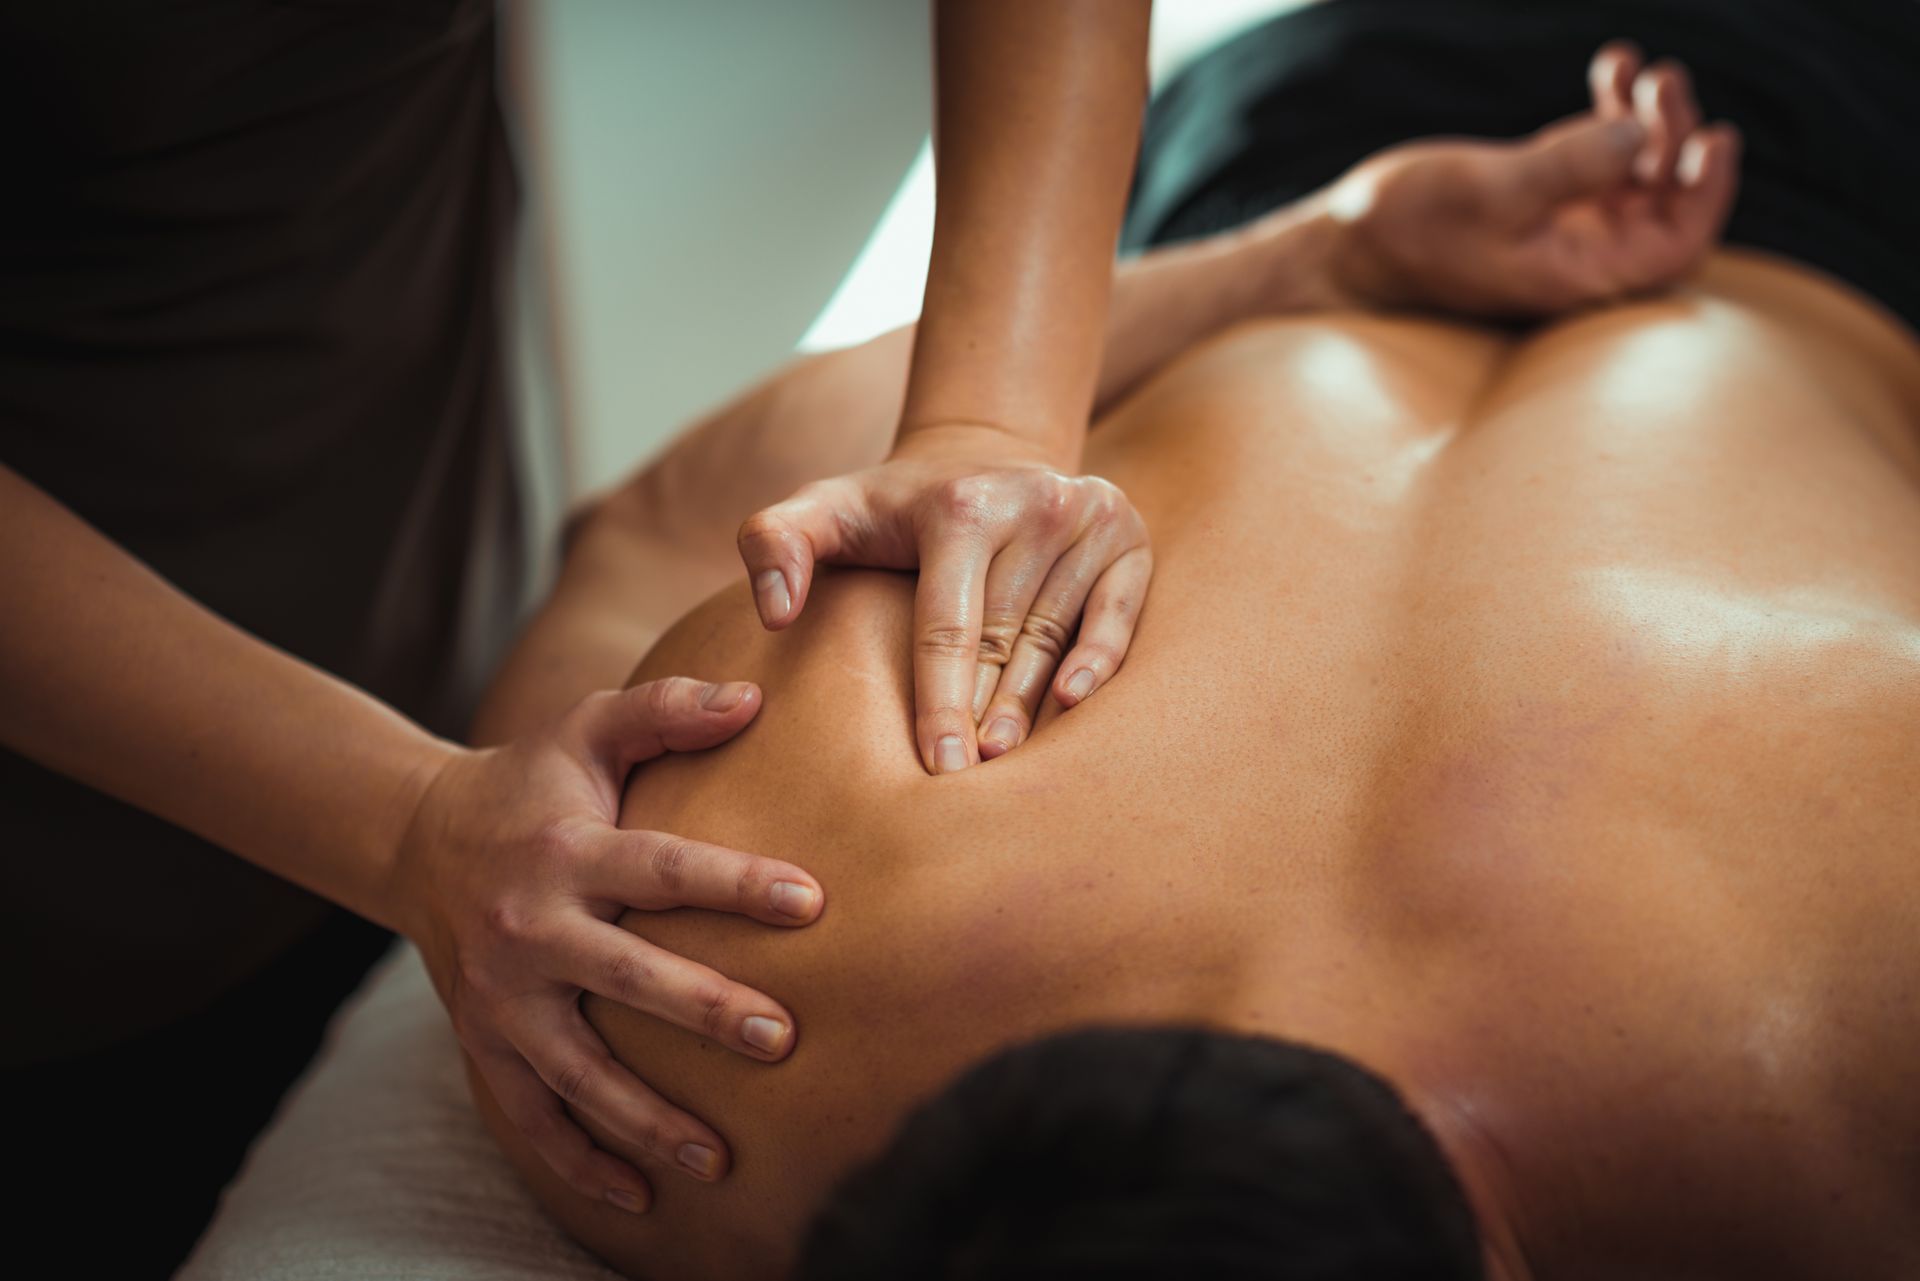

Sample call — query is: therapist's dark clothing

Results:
[0,0,523,1271]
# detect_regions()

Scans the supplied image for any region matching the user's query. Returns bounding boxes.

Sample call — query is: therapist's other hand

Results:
[1318,42,1740,318]
[389,677,824,1214]
[737,424,1150,772]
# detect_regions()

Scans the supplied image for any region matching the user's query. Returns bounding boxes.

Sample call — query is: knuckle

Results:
[917,625,975,661]
[975,621,1018,666]
[532,817,593,871]
[606,945,657,1002]
[1022,474,1074,533]
[733,859,762,910]
[935,476,995,525]
[482,897,534,946]
[549,1059,594,1107]
[1017,612,1072,659]
[1085,478,1128,523]
[629,1119,669,1162]
[736,509,781,546]
[640,678,686,722]
[646,834,695,894]
[694,984,736,1040]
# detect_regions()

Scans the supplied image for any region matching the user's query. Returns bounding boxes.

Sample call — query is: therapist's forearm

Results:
[904,0,1151,468]
[0,464,451,927]
[607,198,1353,574]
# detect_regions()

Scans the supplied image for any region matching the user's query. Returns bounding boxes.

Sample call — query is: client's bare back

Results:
[479,252,1920,1280]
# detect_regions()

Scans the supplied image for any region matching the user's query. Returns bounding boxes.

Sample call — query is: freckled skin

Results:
[474,253,1920,1281]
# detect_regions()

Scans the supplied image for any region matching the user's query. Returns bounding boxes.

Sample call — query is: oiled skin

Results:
[477,253,1920,1281]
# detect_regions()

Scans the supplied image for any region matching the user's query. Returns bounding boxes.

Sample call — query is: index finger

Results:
[591,828,824,926]
[912,520,996,775]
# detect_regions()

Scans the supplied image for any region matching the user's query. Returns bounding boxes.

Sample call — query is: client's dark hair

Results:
[794,1026,1484,1281]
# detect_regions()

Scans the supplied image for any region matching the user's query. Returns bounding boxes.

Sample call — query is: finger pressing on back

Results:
[553,918,800,1063]
[738,480,861,629]
[568,678,763,774]
[514,1005,736,1182]
[1051,545,1153,710]
[977,534,1113,759]
[475,1043,657,1213]
[911,527,996,774]
[593,827,823,925]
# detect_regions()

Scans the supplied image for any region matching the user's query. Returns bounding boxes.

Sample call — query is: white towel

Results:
[179,944,620,1281]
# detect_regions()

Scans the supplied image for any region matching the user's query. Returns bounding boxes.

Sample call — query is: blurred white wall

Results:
[516,0,1316,525]
[521,0,931,498]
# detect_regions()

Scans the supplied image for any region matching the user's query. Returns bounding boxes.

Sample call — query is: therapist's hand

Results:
[388,677,824,1214]
[1316,42,1740,318]
[737,424,1150,771]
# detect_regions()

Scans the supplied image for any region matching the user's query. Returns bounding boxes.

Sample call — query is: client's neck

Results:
[1313,1008,1548,1281]
[1402,1074,1541,1281]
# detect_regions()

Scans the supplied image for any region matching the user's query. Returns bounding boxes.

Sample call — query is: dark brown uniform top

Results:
[0,0,524,1060]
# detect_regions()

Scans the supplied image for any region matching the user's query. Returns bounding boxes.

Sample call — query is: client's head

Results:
[795,1026,1484,1281]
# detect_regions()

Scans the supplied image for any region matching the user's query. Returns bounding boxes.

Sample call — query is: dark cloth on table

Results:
[1124,0,1920,340]
[0,0,521,1271]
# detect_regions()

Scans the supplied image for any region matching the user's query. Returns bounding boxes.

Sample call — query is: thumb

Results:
[1506,114,1645,209]
[568,677,763,774]
[736,479,861,630]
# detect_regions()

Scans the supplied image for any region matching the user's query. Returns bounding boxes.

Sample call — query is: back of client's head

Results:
[795,1026,1484,1281]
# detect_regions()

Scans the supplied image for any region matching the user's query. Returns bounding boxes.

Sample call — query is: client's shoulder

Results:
[628,568,926,800]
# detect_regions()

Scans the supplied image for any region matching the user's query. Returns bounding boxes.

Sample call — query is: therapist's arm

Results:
[739,0,1156,776]
[0,463,823,1215]
[897,0,1150,468]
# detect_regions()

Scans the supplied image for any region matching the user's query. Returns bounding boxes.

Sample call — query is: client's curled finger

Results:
[474,1043,654,1213]
[1053,544,1153,709]
[1668,122,1742,241]
[1632,59,1700,187]
[1588,40,1642,119]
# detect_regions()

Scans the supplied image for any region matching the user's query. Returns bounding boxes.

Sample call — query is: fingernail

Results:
[935,734,968,774]
[607,1187,647,1214]
[1676,136,1707,187]
[982,717,1021,750]
[1065,669,1096,701]
[769,880,819,919]
[699,681,752,711]
[677,1143,721,1179]
[742,1016,789,1055]
[754,569,791,622]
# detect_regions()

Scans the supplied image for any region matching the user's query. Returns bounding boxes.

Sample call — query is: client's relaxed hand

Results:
[388,678,825,1213]
[737,424,1150,771]
[1318,42,1741,317]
